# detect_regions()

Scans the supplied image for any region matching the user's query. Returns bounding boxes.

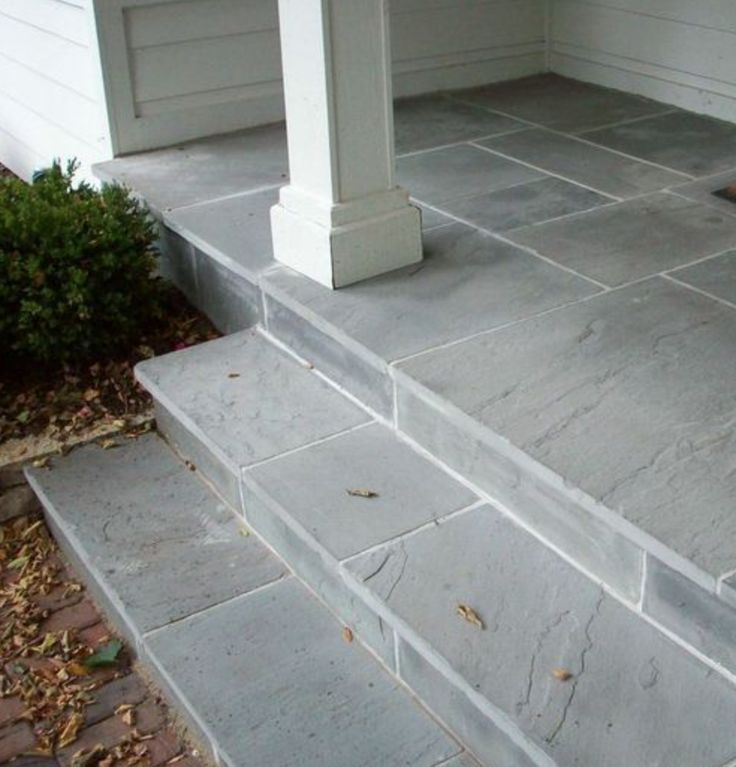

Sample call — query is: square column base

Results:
[271,201,423,289]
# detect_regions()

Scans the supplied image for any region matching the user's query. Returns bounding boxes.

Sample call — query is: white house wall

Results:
[97,0,547,154]
[0,0,112,181]
[549,0,736,123]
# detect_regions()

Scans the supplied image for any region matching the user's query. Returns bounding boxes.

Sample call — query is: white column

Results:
[271,0,422,289]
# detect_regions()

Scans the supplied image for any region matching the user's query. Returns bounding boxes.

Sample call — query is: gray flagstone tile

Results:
[672,169,736,218]
[450,73,670,133]
[671,250,736,305]
[26,435,286,634]
[94,123,288,212]
[397,145,544,206]
[438,176,611,232]
[136,329,370,471]
[394,93,524,154]
[245,423,477,561]
[507,192,736,286]
[145,578,459,767]
[397,278,736,579]
[262,223,599,364]
[347,505,736,767]
[585,111,736,177]
[478,129,687,199]
[165,187,279,279]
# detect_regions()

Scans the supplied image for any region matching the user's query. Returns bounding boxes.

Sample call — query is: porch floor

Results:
[96,73,736,596]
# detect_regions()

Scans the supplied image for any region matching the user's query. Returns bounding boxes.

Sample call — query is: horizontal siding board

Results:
[126,0,277,48]
[550,0,736,122]
[552,2,736,84]
[392,1,544,62]
[0,0,89,45]
[0,13,96,99]
[0,54,103,146]
[131,29,282,103]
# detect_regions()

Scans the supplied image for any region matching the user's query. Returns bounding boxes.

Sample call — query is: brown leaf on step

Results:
[71,744,108,767]
[116,703,136,726]
[58,711,85,748]
[347,489,379,499]
[99,439,117,450]
[342,626,354,643]
[32,456,51,469]
[166,754,187,765]
[67,661,91,677]
[185,460,196,472]
[456,603,484,629]
[227,372,240,379]
[551,667,574,682]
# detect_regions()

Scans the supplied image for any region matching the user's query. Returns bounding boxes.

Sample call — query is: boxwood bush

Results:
[0,161,160,365]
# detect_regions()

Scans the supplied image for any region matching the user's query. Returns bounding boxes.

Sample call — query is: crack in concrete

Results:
[546,592,604,746]
[516,609,571,716]
[384,542,409,604]
[362,551,392,583]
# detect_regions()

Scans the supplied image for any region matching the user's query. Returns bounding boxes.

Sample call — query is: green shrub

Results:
[0,161,160,365]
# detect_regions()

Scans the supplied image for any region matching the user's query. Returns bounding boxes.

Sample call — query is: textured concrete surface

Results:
[397,145,543,205]
[672,250,736,305]
[585,111,736,177]
[394,381,644,603]
[450,74,669,133]
[673,170,736,219]
[146,578,460,767]
[137,329,370,473]
[394,93,523,154]
[165,187,279,278]
[479,129,687,199]
[26,435,286,633]
[347,505,736,767]
[644,555,736,677]
[439,176,610,232]
[262,223,599,363]
[241,486,397,668]
[245,423,477,560]
[508,192,736,286]
[398,278,736,579]
[94,123,287,212]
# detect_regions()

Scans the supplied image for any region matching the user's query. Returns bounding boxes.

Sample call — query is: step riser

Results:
[158,224,261,335]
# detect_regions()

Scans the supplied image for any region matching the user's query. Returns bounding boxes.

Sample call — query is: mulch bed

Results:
[0,509,209,767]
[1,286,219,468]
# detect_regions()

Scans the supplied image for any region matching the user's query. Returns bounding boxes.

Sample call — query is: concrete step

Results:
[25,434,467,767]
[133,328,736,766]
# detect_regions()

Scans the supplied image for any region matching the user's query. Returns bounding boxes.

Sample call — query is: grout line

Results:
[467,139,625,202]
[143,574,291,638]
[573,108,681,136]
[662,273,736,312]
[668,188,736,223]
[340,499,486,566]
[162,181,284,216]
[395,125,529,161]
[243,420,375,472]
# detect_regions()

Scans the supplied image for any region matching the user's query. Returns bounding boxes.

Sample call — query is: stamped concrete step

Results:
[135,327,372,509]
[25,435,469,767]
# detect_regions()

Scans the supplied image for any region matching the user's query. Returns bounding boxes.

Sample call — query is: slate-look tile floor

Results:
[98,74,736,582]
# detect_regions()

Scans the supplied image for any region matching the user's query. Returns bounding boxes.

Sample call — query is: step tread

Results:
[27,434,286,635]
[136,328,371,473]
[147,578,459,767]
[26,434,464,767]
[344,504,736,767]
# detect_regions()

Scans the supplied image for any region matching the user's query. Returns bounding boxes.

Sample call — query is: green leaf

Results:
[82,638,123,668]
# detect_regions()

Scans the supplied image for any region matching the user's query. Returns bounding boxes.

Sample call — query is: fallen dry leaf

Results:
[342,626,354,643]
[32,456,51,469]
[347,489,379,499]
[184,461,196,472]
[98,439,118,450]
[227,372,240,379]
[551,668,574,682]
[58,711,84,748]
[456,603,484,629]
[116,703,136,726]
